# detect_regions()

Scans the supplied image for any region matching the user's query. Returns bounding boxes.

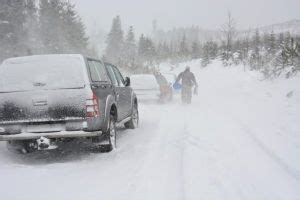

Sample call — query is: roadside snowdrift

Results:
[168,59,300,176]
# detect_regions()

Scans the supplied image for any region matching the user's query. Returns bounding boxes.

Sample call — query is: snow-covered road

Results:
[0,61,299,200]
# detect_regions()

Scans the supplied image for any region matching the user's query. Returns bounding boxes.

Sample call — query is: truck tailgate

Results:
[0,88,87,125]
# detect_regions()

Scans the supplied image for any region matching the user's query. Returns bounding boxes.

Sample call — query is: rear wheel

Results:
[91,114,117,153]
[107,115,117,151]
[125,104,139,129]
[98,114,117,152]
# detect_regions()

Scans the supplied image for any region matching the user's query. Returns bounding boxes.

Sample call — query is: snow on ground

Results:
[0,60,299,200]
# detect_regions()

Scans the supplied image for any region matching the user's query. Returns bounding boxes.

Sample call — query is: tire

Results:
[125,104,139,129]
[90,114,117,153]
[106,114,117,152]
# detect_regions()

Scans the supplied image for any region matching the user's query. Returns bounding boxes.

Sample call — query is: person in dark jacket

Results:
[175,66,198,104]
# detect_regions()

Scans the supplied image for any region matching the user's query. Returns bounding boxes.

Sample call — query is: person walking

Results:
[154,72,172,102]
[175,66,198,104]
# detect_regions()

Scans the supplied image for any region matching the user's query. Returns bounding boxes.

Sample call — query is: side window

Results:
[88,60,110,82]
[106,64,118,86]
[112,66,125,87]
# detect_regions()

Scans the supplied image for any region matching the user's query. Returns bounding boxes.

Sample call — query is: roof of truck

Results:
[2,54,86,65]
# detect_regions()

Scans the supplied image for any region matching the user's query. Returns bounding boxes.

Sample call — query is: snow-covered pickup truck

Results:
[0,54,139,153]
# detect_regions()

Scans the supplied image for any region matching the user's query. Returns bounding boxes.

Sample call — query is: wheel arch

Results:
[103,95,118,131]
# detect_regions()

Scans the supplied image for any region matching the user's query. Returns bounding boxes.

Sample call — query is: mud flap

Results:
[90,135,112,153]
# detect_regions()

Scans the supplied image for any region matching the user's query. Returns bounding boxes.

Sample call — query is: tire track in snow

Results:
[149,105,188,200]
[176,112,188,200]
[116,104,189,199]
[236,119,300,180]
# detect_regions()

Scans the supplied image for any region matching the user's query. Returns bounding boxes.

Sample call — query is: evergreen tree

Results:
[39,0,65,53]
[156,42,165,62]
[250,29,262,70]
[0,0,13,60]
[138,34,156,67]
[105,15,124,65]
[123,26,137,70]
[241,35,250,66]
[191,40,201,59]
[201,41,218,67]
[209,41,219,59]
[252,29,261,49]
[266,31,277,55]
[232,40,243,65]
[201,43,211,67]
[0,0,90,60]
[273,49,289,72]
[284,32,291,46]
[179,34,189,59]
[277,33,285,49]
[137,34,146,63]
[24,0,42,54]
[285,38,298,67]
[296,42,300,71]
[220,40,227,62]
[144,37,156,64]
[0,0,26,60]
[163,42,171,59]
[62,1,88,54]
[221,12,236,64]
[156,42,171,61]
[169,41,177,59]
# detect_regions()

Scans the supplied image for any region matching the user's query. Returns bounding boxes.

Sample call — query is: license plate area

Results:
[25,123,65,133]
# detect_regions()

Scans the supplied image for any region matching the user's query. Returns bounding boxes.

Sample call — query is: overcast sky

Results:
[70,0,300,34]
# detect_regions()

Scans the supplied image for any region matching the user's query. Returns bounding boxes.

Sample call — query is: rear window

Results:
[0,56,85,92]
[87,60,110,82]
[130,75,159,89]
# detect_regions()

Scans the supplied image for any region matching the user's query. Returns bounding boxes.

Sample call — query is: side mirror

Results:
[125,77,131,87]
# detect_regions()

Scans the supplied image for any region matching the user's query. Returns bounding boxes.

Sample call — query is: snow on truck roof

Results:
[2,54,85,65]
[0,54,90,92]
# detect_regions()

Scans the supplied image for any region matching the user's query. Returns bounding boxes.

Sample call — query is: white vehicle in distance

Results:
[130,74,161,102]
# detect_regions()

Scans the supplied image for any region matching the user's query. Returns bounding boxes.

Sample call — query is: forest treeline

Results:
[1,1,300,78]
[0,0,94,62]
[105,15,300,78]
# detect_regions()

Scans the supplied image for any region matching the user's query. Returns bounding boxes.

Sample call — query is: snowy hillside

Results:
[259,19,300,35]
[0,60,299,200]
[153,19,300,46]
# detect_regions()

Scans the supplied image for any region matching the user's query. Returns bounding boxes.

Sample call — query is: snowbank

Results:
[162,59,300,177]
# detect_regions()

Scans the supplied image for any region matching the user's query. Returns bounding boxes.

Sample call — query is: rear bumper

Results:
[0,130,102,141]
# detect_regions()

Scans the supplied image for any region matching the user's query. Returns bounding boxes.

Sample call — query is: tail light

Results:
[86,92,100,118]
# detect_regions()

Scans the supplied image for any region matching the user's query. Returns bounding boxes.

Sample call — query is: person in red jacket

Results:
[155,72,172,102]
